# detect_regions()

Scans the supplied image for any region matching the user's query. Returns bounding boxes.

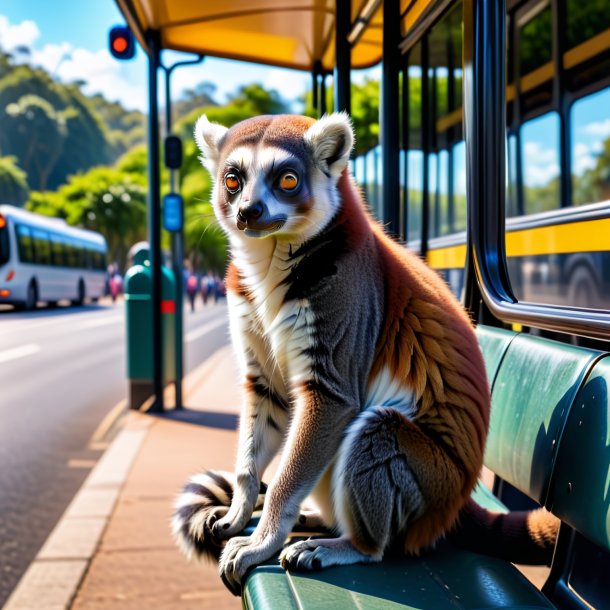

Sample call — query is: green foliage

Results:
[5,94,67,191]
[0,55,144,191]
[573,135,610,205]
[351,78,380,155]
[0,156,29,207]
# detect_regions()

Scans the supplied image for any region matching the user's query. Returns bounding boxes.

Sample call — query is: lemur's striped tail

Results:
[449,499,560,565]
[171,470,266,561]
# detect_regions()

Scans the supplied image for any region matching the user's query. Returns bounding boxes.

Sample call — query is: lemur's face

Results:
[195,113,353,243]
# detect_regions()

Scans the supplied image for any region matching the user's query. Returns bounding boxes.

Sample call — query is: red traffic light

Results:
[109,26,135,60]
[112,37,128,54]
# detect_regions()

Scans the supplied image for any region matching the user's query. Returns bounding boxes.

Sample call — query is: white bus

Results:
[0,205,107,310]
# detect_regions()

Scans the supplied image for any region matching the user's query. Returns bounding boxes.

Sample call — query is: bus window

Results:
[571,87,610,206]
[506,134,519,217]
[405,41,423,245]
[517,2,553,117]
[519,3,552,76]
[32,229,51,266]
[520,112,560,214]
[16,225,34,263]
[0,216,9,266]
[50,234,66,267]
[566,0,610,50]
[452,141,467,232]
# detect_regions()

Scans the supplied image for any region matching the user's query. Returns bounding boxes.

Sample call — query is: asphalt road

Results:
[0,298,230,606]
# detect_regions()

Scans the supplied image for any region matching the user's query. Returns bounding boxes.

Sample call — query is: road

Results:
[0,299,230,606]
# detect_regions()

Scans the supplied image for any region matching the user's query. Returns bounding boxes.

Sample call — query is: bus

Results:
[354,0,610,312]
[0,205,107,310]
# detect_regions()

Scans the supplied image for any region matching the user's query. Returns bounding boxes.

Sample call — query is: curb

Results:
[3,415,152,610]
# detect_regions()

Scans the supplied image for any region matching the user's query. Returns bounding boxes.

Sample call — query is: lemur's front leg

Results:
[219,387,357,594]
[211,300,290,542]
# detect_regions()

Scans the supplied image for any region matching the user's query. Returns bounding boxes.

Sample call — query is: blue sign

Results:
[163,193,183,232]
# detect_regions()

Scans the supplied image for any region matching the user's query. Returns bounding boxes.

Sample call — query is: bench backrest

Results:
[481,331,601,506]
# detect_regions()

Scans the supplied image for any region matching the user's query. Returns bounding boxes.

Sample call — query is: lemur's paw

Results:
[171,470,234,561]
[280,537,381,572]
[218,536,254,595]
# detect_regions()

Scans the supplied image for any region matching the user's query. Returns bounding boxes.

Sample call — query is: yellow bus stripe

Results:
[427,218,610,270]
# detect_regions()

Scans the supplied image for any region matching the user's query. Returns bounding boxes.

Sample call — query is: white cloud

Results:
[583,119,610,139]
[30,42,146,111]
[573,143,596,175]
[522,141,560,186]
[0,16,40,51]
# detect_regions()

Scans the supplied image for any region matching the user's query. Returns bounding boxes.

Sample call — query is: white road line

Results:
[0,343,41,364]
[76,316,123,330]
[185,317,227,343]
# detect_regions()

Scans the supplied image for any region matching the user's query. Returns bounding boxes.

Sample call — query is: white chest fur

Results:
[231,238,316,389]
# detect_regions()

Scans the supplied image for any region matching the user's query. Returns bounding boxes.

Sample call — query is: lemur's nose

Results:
[237,201,264,223]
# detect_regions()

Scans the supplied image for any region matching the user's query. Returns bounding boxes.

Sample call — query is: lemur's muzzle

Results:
[236,202,264,230]
[236,202,285,233]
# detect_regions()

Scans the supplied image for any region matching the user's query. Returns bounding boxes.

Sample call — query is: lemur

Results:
[172,113,558,595]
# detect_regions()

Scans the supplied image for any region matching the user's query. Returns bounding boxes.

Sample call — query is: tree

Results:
[0,156,29,207]
[4,94,66,190]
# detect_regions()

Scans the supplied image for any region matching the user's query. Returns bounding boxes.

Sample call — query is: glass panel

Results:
[506,134,519,217]
[566,0,610,50]
[407,150,424,242]
[452,141,467,232]
[438,149,450,235]
[50,234,65,267]
[16,224,34,263]
[32,229,51,265]
[571,87,610,206]
[519,4,552,76]
[520,112,560,214]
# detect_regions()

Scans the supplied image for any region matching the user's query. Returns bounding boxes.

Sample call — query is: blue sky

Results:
[0,0,312,112]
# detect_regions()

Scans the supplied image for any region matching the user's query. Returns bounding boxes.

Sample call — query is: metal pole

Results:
[334,0,351,114]
[160,54,203,410]
[146,29,163,412]
[463,0,512,316]
[381,0,401,237]
[164,66,183,410]
[312,65,319,114]
[320,71,327,115]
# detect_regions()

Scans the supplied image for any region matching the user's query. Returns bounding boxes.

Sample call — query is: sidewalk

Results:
[5,345,244,610]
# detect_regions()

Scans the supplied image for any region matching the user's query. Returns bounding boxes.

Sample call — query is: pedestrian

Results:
[186,271,198,312]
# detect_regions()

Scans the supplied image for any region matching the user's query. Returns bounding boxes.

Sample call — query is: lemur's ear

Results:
[304,112,354,178]
[194,115,228,175]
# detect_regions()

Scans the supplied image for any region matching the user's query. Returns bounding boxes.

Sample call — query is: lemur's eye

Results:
[278,171,299,191]
[224,173,241,193]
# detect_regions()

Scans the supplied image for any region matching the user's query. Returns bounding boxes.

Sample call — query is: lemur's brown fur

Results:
[172,113,555,595]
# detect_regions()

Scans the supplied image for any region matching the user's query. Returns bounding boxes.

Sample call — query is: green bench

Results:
[242,326,610,609]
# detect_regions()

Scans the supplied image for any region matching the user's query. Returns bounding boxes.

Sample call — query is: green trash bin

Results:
[124,253,176,410]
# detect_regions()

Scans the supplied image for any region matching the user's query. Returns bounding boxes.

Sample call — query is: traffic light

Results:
[109,26,135,60]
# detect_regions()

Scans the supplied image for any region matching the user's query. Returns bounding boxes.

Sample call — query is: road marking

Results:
[0,343,41,364]
[88,399,128,446]
[185,316,227,343]
[77,316,123,330]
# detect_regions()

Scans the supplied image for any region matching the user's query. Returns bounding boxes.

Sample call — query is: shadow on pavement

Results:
[150,407,238,431]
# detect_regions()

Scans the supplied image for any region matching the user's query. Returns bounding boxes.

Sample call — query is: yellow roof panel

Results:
[115,0,383,71]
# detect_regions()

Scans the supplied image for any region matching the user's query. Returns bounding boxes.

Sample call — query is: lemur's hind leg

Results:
[281,405,467,570]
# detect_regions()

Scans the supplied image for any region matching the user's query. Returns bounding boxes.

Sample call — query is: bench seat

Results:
[243,541,554,610]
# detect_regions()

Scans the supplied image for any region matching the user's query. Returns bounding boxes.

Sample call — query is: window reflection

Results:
[571,87,610,206]
[520,113,560,214]
[452,141,467,232]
